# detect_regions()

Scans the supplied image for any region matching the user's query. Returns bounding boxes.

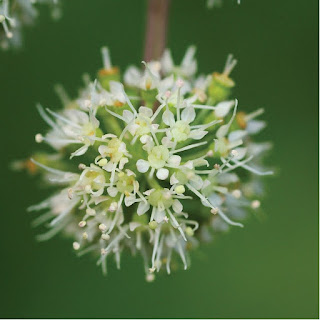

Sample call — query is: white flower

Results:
[0,0,60,50]
[161,46,197,78]
[96,136,130,172]
[163,106,209,142]
[35,105,100,158]
[137,144,181,181]
[124,61,162,90]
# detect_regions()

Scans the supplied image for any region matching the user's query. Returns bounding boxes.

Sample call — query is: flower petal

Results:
[181,106,195,123]
[137,201,150,215]
[168,155,181,167]
[172,199,183,213]
[156,168,169,180]
[136,159,150,173]
[162,109,175,126]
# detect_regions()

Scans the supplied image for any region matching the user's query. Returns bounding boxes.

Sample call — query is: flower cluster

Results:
[24,46,272,281]
[0,0,60,49]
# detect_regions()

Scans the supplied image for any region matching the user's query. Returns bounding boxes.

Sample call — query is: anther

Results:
[86,208,96,216]
[211,207,218,215]
[230,149,239,158]
[251,200,261,209]
[35,133,43,143]
[232,189,242,199]
[67,188,73,200]
[78,163,86,170]
[174,185,185,194]
[101,233,110,241]
[73,242,80,250]
[99,223,107,232]
[206,150,214,157]
[78,220,86,228]
[109,202,118,212]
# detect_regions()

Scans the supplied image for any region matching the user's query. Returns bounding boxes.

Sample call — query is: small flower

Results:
[0,0,61,50]
[161,46,197,78]
[35,105,100,158]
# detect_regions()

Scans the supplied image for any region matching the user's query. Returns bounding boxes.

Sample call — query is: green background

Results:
[0,0,318,318]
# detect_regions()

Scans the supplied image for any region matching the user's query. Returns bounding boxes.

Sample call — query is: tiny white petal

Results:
[168,155,181,167]
[172,199,183,213]
[162,110,175,126]
[170,173,179,185]
[181,106,195,123]
[125,195,136,206]
[156,168,169,180]
[189,130,208,140]
[184,161,194,169]
[246,120,266,134]
[107,187,118,197]
[129,222,141,232]
[228,130,247,142]
[123,110,134,123]
[214,101,234,118]
[139,106,153,117]
[136,159,150,173]
[137,201,150,215]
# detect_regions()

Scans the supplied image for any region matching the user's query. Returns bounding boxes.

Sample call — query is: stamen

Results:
[36,104,62,132]
[45,108,81,129]
[167,208,187,241]
[105,107,126,122]
[232,159,274,176]
[223,54,237,76]
[245,108,264,122]
[186,183,243,227]
[101,46,112,70]
[171,141,207,154]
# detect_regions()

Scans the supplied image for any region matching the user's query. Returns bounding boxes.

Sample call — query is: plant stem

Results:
[144,0,171,62]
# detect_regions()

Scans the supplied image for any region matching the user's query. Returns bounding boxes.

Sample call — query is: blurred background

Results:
[0,0,318,318]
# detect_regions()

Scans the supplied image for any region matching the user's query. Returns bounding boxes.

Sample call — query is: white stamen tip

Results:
[149,267,156,273]
[146,273,155,282]
[35,133,43,143]
[232,189,242,199]
[251,200,261,209]
[176,79,184,88]
[0,15,5,23]
[174,185,185,194]
[73,242,80,250]
[84,99,91,108]
[86,208,96,216]
[206,150,214,157]
[165,90,171,98]
[101,233,110,241]
[78,220,86,228]
[78,163,86,170]
[211,207,218,215]
[109,202,118,212]
[82,232,88,240]
[230,149,239,158]
[99,223,107,232]
[67,188,73,200]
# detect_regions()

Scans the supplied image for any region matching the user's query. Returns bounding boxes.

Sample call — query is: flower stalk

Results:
[144,0,171,62]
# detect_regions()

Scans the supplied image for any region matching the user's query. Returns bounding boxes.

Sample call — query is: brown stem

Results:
[144,0,171,62]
